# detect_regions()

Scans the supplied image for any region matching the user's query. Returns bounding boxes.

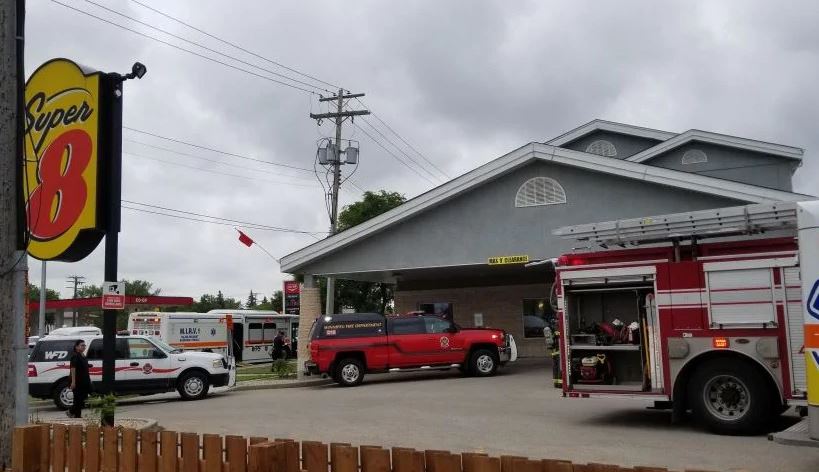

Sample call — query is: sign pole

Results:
[100,74,123,426]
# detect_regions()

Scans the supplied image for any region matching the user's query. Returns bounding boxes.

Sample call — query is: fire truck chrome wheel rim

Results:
[476,354,494,373]
[184,376,204,396]
[60,387,74,407]
[341,364,360,383]
[703,375,749,421]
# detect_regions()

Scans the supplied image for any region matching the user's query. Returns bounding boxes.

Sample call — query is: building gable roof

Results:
[626,129,804,163]
[280,143,809,272]
[546,119,677,146]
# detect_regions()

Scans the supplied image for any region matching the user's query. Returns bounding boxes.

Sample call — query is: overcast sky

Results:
[26,0,819,303]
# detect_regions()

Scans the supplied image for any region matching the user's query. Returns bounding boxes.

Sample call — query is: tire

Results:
[469,349,499,377]
[53,379,73,410]
[177,370,210,401]
[334,358,365,386]
[688,358,774,435]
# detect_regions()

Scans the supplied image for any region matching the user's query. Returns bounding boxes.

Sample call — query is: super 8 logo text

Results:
[24,59,106,262]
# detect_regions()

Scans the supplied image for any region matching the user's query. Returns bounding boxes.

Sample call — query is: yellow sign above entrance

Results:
[488,255,529,265]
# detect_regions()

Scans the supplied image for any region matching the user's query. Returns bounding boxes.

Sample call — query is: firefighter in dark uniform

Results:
[69,339,91,418]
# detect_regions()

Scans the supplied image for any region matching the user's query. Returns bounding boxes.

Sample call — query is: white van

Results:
[28,328,231,409]
[128,311,299,363]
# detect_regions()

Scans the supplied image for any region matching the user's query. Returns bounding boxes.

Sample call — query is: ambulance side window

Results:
[263,322,277,341]
[248,323,263,343]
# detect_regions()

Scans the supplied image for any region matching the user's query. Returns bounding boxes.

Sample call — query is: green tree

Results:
[271,290,283,312]
[331,190,407,313]
[28,283,61,302]
[193,291,241,312]
[76,284,102,298]
[246,291,258,308]
[337,190,406,231]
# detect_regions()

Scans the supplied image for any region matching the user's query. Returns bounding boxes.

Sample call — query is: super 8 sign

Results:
[24,59,107,261]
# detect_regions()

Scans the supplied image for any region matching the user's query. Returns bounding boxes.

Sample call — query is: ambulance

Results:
[127,310,299,363]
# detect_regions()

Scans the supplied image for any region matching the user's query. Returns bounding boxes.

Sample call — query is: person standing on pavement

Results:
[271,330,285,360]
[69,339,91,418]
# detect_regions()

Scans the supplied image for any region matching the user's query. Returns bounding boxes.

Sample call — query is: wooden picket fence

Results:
[10,424,716,472]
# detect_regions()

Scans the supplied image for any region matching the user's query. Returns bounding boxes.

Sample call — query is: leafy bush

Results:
[271,360,296,378]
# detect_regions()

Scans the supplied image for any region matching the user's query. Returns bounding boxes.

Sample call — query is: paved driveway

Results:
[38,359,818,471]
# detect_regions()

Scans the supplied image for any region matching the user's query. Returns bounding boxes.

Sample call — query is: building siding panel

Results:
[297,160,744,277]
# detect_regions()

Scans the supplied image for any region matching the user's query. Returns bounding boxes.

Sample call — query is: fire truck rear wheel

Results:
[335,358,365,386]
[469,349,499,377]
[688,358,773,435]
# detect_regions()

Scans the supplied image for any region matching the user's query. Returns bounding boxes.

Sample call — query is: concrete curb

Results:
[232,378,333,392]
[41,417,159,431]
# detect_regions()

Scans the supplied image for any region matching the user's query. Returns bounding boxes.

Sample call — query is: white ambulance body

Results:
[128,311,299,363]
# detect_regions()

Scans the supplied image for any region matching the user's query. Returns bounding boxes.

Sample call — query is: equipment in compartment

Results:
[564,284,655,390]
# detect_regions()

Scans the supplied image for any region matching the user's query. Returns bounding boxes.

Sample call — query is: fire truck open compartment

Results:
[562,281,658,392]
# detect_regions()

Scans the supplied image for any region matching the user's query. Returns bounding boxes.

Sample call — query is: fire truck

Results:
[552,201,819,436]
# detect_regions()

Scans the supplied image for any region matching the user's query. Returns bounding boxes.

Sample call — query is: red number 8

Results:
[27,129,93,240]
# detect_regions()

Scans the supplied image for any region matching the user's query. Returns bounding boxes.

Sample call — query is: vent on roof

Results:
[585,140,617,157]
[515,177,567,208]
[682,149,708,165]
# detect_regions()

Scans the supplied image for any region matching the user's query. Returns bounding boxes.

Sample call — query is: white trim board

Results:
[546,119,677,146]
[626,129,804,163]
[280,143,809,273]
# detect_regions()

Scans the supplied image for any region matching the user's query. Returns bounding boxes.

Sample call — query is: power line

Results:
[123,151,323,189]
[50,0,319,95]
[356,98,450,180]
[124,129,365,193]
[124,127,313,172]
[129,0,340,91]
[353,121,438,185]
[358,116,443,183]
[52,0,438,189]
[81,0,331,94]
[122,200,326,234]
[124,138,316,181]
[123,0,446,186]
[122,205,319,235]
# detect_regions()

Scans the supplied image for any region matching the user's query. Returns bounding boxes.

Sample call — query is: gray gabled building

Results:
[282,120,808,358]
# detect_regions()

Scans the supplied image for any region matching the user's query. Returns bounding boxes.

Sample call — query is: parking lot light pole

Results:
[100,63,146,426]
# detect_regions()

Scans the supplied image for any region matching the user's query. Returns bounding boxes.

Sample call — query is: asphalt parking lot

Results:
[37,359,818,472]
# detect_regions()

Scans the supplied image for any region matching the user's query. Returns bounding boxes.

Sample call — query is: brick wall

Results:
[297,285,322,378]
[395,284,551,358]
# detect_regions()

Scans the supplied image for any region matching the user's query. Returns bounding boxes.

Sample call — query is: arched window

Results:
[682,149,708,165]
[515,177,567,208]
[585,140,617,157]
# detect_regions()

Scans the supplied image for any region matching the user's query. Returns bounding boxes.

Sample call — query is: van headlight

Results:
[213,359,224,369]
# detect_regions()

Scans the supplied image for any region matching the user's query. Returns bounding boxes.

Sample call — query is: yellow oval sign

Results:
[24,59,105,261]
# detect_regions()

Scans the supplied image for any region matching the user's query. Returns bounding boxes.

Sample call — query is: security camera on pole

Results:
[309,90,369,314]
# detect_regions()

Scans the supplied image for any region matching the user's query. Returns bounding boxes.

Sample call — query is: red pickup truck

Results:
[304,313,518,386]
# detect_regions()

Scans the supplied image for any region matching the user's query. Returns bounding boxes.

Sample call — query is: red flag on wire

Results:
[237,230,254,247]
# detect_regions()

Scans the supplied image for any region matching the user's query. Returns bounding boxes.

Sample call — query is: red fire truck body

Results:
[554,204,807,434]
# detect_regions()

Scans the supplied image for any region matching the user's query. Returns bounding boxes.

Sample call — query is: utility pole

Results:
[39,261,46,335]
[65,274,85,326]
[309,89,369,314]
[0,0,26,467]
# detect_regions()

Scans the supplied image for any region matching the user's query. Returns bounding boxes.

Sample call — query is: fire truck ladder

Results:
[553,202,799,246]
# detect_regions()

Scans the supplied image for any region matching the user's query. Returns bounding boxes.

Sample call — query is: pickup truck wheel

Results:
[335,358,364,386]
[53,379,73,410]
[688,359,773,435]
[470,349,499,377]
[177,371,210,400]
